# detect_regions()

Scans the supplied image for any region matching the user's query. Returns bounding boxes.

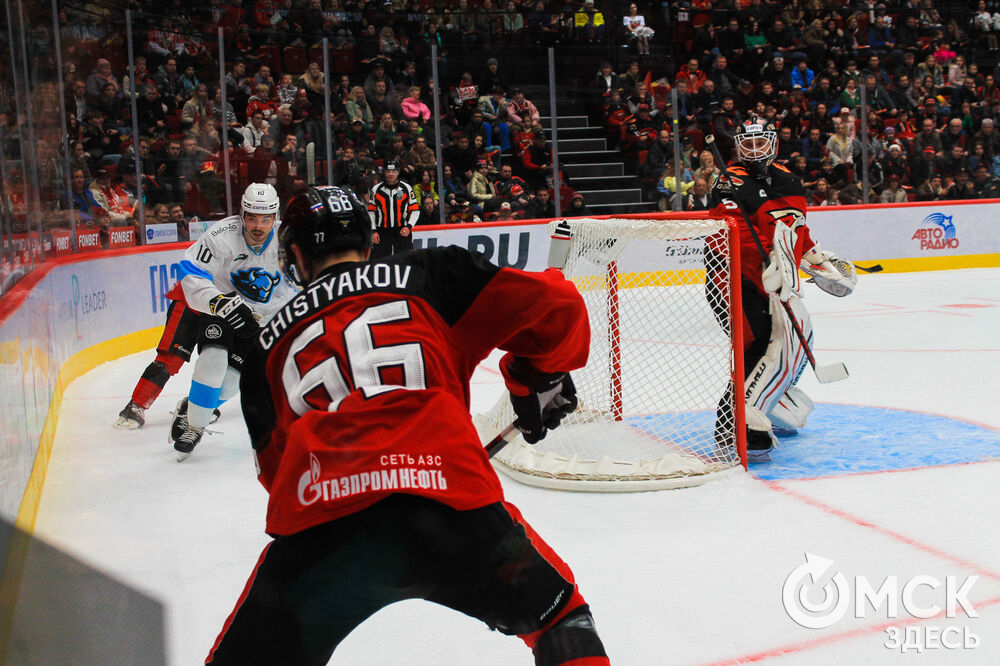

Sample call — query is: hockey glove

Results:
[712,178,733,198]
[800,246,857,297]
[501,355,578,444]
[210,293,259,338]
[761,222,800,302]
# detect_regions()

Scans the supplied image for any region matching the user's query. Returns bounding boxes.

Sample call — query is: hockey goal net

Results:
[474,214,747,491]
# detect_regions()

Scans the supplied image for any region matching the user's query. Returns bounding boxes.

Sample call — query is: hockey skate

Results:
[174,425,205,462]
[114,401,146,430]
[168,397,221,444]
[746,428,777,463]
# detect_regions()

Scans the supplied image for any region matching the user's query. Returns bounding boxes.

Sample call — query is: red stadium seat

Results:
[309,45,324,66]
[165,112,182,134]
[259,45,282,70]
[283,46,309,74]
[651,84,669,112]
[334,48,356,75]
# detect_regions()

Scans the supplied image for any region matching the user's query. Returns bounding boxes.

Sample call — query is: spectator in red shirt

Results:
[246,84,279,123]
[521,132,552,190]
[677,57,707,94]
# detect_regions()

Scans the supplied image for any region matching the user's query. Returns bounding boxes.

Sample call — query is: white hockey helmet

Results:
[241,183,280,219]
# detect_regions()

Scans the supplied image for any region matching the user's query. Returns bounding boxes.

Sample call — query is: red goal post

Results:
[475,211,747,491]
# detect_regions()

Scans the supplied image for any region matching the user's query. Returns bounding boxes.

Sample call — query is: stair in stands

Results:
[521,85,656,216]
[563,163,623,178]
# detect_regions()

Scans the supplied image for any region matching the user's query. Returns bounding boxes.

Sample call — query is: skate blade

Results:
[113,418,142,430]
[747,449,772,463]
[176,451,192,462]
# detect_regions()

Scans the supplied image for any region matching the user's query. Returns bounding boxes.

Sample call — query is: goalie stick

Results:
[706,136,849,384]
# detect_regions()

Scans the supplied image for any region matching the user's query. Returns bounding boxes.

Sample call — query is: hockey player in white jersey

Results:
[169,183,298,460]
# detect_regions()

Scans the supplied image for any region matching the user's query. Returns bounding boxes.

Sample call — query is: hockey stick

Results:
[485,423,521,458]
[705,135,848,384]
[853,263,883,273]
[485,222,577,459]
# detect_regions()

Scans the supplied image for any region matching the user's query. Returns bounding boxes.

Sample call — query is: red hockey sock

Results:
[130,355,183,409]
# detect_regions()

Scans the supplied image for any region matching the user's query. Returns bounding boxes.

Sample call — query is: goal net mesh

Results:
[474,216,745,491]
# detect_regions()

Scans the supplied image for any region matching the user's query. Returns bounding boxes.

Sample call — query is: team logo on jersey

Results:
[297,453,323,506]
[911,212,959,250]
[234,253,249,262]
[231,267,280,303]
[767,208,806,230]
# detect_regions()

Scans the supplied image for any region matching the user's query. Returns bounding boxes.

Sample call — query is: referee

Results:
[368,161,419,259]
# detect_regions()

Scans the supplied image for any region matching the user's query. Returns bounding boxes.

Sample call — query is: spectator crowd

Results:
[592,0,1000,207]
[1,0,998,257]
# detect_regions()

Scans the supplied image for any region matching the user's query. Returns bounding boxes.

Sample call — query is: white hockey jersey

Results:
[177,215,298,321]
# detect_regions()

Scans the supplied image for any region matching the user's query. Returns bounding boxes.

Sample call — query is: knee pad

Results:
[532,605,609,666]
[192,345,229,386]
[745,295,812,420]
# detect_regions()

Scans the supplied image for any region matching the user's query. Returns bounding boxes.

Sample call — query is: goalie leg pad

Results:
[745,295,813,420]
[768,386,815,432]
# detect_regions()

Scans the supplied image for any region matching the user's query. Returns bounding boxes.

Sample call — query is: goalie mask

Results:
[735,116,777,177]
[278,185,372,286]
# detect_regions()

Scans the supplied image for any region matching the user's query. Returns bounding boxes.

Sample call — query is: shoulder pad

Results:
[206,216,242,240]
[728,165,749,177]
[769,166,807,196]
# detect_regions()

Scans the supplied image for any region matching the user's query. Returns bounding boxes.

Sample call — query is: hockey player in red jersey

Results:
[112,299,215,430]
[206,185,610,666]
[709,116,856,461]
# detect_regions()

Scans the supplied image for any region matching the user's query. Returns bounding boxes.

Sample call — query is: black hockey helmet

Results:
[279,185,371,286]
[735,115,778,177]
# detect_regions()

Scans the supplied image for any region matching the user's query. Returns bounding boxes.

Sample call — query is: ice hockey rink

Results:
[29,267,1000,665]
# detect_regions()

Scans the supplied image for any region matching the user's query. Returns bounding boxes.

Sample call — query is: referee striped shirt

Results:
[368,180,419,229]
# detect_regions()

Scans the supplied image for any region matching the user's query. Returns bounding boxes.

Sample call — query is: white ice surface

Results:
[31,268,1000,665]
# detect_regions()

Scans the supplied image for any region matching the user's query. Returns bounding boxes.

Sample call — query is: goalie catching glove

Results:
[500,354,578,444]
[800,246,857,297]
[209,293,260,338]
[761,220,801,302]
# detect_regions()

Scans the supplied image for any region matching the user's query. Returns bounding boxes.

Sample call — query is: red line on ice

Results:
[704,594,1000,665]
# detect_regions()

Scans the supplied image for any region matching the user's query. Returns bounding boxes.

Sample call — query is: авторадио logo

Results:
[911,212,958,250]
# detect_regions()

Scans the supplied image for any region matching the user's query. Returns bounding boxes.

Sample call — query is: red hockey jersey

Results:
[240,246,590,536]
[710,162,817,296]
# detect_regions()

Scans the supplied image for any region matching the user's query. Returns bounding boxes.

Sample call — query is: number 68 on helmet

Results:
[278,186,373,286]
